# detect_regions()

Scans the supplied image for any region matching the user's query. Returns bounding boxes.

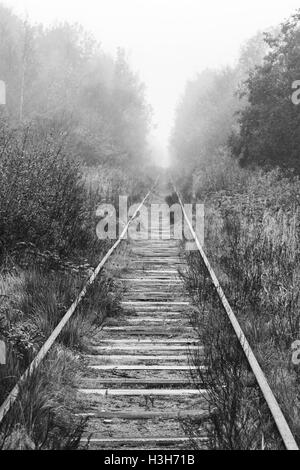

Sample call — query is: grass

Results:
[177,150,300,449]
[0,261,123,449]
[0,345,87,450]
[181,252,281,449]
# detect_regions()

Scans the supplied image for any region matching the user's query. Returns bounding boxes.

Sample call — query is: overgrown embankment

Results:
[0,119,153,449]
[178,153,300,449]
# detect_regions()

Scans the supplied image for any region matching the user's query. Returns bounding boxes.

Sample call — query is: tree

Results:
[170,67,240,171]
[230,10,300,171]
[110,48,151,165]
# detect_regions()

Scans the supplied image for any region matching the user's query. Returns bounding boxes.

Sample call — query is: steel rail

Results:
[0,177,158,425]
[173,183,299,451]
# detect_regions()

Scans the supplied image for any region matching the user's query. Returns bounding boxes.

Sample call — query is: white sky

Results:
[2,0,300,165]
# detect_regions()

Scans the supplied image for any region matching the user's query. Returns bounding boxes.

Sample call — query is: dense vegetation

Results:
[180,161,300,449]
[231,11,300,170]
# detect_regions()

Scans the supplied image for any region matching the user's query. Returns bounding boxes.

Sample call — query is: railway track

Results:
[0,176,298,450]
[76,182,208,450]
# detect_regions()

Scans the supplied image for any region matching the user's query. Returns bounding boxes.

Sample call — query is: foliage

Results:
[0,118,95,260]
[230,10,300,171]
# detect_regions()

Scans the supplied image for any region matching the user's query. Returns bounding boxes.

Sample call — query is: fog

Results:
[3,0,300,166]
[1,1,300,451]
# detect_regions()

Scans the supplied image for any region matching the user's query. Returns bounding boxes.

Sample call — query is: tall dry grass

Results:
[0,264,122,449]
[179,151,300,448]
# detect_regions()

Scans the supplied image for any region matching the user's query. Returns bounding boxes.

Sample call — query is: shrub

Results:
[0,118,101,261]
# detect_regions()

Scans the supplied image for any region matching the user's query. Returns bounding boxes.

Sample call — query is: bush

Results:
[0,118,100,262]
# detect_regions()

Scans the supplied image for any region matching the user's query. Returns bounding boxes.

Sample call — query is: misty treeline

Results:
[0,5,151,167]
[172,11,300,172]
[173,11,300,449]
[0,5,152,449]
[171,31,267,171]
